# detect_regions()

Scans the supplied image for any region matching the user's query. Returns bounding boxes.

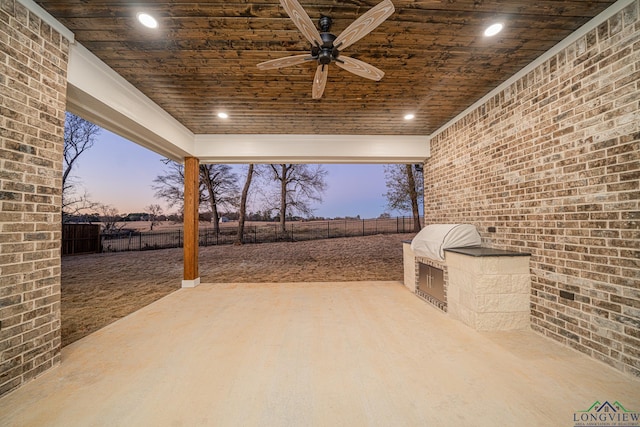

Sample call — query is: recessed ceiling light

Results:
[217,112,229,119]
[404,113,415,120]
[484,23,503,37]
[137,13,158,29]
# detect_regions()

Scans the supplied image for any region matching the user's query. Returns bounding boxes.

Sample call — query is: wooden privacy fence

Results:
[62,224,101,255]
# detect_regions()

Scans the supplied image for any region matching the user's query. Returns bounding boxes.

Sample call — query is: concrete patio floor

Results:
[1,281,638,426]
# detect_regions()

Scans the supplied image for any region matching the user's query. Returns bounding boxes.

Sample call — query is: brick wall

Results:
[424,2,639,377]
[0,0,69,396]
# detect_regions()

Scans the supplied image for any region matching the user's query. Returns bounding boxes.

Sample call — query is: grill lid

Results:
[411,224,481,261]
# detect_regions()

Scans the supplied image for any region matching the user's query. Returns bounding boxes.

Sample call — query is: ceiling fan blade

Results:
[336,56,385,81]
[280,0,323,46]
[312,65,328,99]
[257,54,311,70]
[333,0,395,51]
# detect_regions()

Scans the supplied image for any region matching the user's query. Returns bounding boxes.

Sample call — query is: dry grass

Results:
[61,233,415,346]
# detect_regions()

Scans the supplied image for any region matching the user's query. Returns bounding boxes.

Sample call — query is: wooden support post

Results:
[182,156,200,287]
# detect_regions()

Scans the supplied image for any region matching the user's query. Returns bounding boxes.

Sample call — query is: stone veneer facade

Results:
[424,2,639,377]
[446,252,531,331]
[0,0,69,396]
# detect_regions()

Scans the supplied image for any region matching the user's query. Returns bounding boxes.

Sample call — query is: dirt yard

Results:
[61,233,415,346]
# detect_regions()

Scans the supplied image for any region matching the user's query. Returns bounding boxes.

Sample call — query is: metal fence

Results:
[97,217,420,253]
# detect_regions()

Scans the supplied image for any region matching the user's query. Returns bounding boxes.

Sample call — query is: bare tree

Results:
[152,159,185,212]
[235,164,255,245]
[62,189,99,223]
[62,112,101,220]
[146,204,163,231]
[266,164,327,233]
[383,164,424,232]
[200,164,238,233]
[97,204,123,235]
[152,160,239,232]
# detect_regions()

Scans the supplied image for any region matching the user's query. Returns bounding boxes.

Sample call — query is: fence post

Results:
[291,223,294,241]
[327,221,330,239]
[138,232,142,250]
[362,219,365,236]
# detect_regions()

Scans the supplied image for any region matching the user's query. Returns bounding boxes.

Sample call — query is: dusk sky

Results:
[73,128,416,219]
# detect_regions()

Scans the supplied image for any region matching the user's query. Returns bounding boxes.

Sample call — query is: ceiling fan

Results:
[257,0,395,99]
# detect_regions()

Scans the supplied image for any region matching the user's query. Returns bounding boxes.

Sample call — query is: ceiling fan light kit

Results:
[257,0,395,99]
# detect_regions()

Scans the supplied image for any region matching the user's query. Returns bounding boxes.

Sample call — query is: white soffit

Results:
[194,134,430,164]
[66,43,194,161]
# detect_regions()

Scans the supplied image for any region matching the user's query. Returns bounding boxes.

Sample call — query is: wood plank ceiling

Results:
[35,1,617,135]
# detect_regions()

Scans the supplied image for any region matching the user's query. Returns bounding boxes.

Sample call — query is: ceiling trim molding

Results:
[66,86,192,161]
[17,0,75,42]
[430,0,634,139]
[194,134,430,164]
[67,42,195,161]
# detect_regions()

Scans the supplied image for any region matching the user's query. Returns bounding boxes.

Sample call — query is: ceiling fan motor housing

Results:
[311,16,339,65]
[314,31,339,65]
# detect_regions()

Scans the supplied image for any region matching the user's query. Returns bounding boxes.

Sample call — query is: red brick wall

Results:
[425,3,639,377]
[0,0,69,395]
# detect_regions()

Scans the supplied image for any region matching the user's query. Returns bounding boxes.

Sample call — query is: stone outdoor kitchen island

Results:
[445,247,532,331]
[403,241,532,331]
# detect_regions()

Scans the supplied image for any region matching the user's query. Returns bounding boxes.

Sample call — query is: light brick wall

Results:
[0,0,69,396]
[424,2,639,377]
